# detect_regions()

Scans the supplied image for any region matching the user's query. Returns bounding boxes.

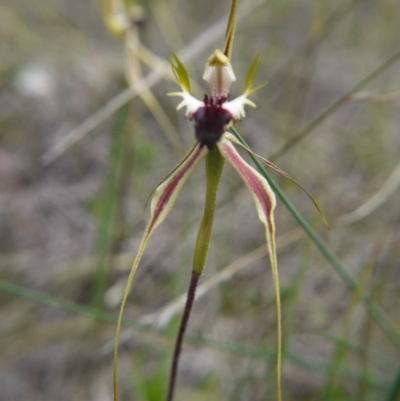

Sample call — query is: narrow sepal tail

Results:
[217,135,282,401]
[113,143,208,401]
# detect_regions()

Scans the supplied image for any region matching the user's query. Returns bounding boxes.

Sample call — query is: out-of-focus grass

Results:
[90,104,130,309]
[1,0,400,400]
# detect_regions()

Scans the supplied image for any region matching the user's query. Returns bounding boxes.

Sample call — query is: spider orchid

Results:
[166,50,283,401]
[113,50,282,401]
[113,2,325,401]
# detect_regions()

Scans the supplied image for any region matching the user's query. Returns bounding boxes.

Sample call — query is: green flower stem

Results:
[230,126,400,346]
[166,146,224,401]
[192,147,225,274]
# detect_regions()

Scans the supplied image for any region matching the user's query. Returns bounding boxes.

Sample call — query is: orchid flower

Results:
[113,52,282,401]
[166,49,283,401]
[113,2,325,401]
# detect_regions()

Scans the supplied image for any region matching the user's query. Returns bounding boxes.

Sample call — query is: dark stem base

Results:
[166,271,201,401]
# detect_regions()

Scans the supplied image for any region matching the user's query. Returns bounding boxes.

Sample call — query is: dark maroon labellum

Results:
[193,97,232,149]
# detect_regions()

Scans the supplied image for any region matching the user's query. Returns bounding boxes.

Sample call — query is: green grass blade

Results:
[0,278,389,388]
[0,278,131,327]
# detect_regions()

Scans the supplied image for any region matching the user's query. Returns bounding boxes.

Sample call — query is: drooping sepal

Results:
[217,136,276,229]
[224,132,329,227]
[113,143,208,401]
[149,143,208,231]
[217,135,282,401]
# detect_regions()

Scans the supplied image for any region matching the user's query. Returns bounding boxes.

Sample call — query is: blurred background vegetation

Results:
[1,0,400,400]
